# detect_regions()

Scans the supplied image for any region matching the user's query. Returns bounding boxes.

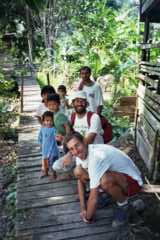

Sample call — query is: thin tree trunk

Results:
[26,5,33,63]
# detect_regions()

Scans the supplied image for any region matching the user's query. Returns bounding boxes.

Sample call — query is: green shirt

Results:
[54,111,70,136]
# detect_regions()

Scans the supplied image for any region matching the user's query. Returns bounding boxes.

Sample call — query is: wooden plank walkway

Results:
[16,77,129,240]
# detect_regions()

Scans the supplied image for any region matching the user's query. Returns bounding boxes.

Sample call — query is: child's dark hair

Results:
[41,85,56,96]
[57,85,67,93]
[80,66,91,74]
[42,111,54,122]
[47,93,60,104]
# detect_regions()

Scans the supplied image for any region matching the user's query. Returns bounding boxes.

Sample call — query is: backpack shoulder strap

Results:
[70,112,76,125]
[87,111,94,127]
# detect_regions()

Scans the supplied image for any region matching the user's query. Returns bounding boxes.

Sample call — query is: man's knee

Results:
[74,166,84,178]
[100,172,115,190]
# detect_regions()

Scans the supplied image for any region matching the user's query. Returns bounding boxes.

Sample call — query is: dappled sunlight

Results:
[47,195,65,203]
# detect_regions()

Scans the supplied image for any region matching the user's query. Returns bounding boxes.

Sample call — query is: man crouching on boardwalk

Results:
[64,132,143,227]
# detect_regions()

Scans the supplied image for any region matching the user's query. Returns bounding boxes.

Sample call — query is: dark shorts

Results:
[123,173,142,197]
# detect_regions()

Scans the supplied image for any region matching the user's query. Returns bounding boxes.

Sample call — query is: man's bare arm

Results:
[86,188,98,220]
[78,179,86,212]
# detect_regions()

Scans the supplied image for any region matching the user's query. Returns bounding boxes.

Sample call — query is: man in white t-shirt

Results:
[52,91,103,173]
[77,66,103,114]
[65,132,143,227]
[70,91,104,144]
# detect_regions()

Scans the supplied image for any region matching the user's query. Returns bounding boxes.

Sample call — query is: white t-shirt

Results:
[76,144,143,189]
[72,113,104,144]
[36,102,48,117]
[83,82,103,113]
[76,157,88,170]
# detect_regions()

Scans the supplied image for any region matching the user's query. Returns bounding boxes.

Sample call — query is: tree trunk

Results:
[26,5,33,64]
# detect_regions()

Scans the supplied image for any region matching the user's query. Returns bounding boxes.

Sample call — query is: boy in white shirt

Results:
[35,85,56,124]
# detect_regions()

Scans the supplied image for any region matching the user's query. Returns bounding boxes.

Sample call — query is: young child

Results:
[47,93,72,145]
[57,85,69,115]
[36,85,56,124]
[38,111,59,178]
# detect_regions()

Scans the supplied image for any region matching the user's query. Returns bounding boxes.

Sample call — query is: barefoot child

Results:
[38,111,59,178]
[47,94,74,178]
[47,93,72,144]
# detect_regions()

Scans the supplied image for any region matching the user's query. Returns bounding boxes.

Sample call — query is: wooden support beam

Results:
[142,17,150,61]
[142,184,160,193]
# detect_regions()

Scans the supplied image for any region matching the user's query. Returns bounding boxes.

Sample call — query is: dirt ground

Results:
[0,140,17,240]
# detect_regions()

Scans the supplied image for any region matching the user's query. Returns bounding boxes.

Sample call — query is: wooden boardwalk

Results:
[16,77,129,240]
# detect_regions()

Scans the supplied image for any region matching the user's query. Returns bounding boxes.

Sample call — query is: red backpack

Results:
[70,111,112,143]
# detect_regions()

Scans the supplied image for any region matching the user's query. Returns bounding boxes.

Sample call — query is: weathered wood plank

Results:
[17,180,77,193]
[17,167,41,174]
[142,184,160,193]
[18,152,41,159]
[140,43,160,50]
[17,226,116,240]
[17,161,41,170]
[17,218,113,238]
[17,231,122,240]
[136,129,153,170]
[137,84,160,121]
[17,170,42,179]
[137,73,159,90]
[119,96,136,106]
[17,194,78,210]
[16,208,113,231]
[137,98,160,131]
[141,61,160,67]
[137,113,155,145]
[17,176,73,187]
[16,229,118,240]
[17,155,41,162]
[17,185,77,201]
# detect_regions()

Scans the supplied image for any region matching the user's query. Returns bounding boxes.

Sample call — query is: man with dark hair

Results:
[78,66,103,115]
[65,132,143,227]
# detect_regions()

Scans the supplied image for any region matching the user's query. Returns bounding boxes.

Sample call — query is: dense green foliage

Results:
[34,1,140,99]
[102,104,131,141]
[0,0,140,99]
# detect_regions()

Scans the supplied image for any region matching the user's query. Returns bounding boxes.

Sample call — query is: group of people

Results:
[36,66,143,227]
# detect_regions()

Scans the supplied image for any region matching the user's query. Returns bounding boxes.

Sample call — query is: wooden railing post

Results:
[46,72,50,85]
[20,72,24,113]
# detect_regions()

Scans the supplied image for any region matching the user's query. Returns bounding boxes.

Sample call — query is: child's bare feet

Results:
[56,174,73,181]
[49,170,57,180]
[40,169,48,178]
